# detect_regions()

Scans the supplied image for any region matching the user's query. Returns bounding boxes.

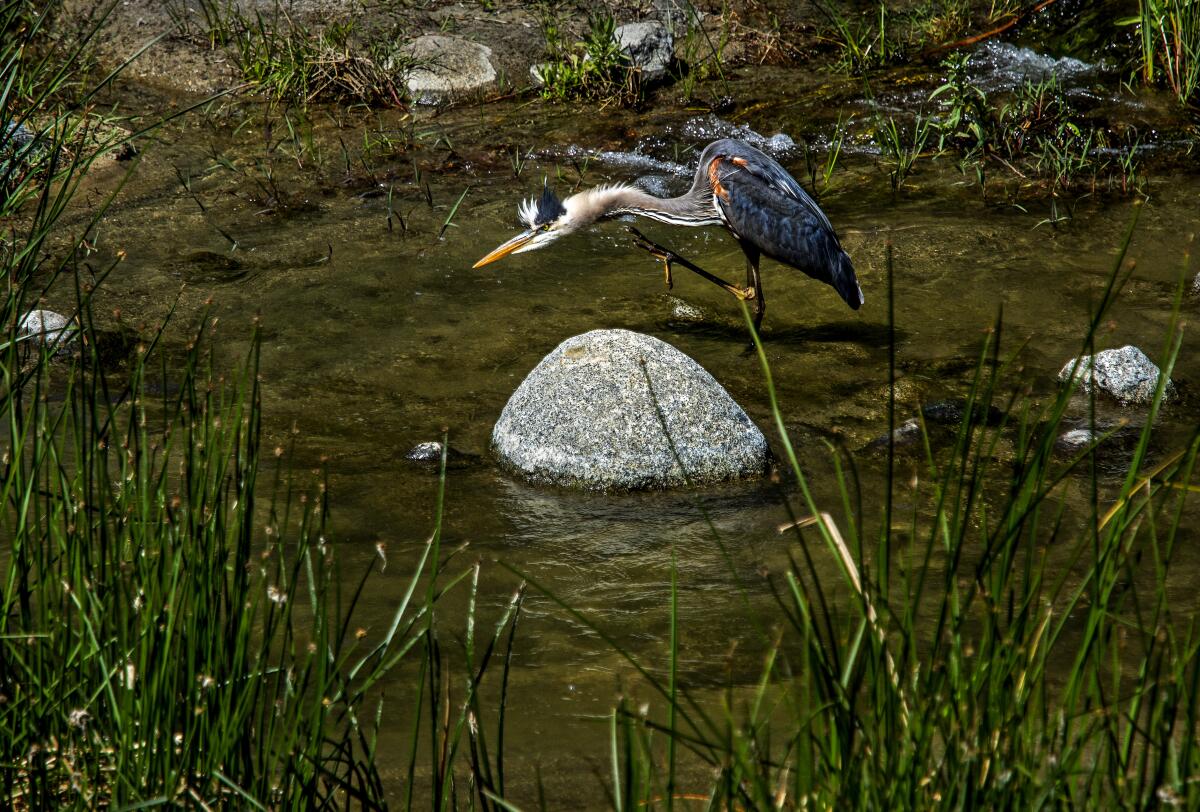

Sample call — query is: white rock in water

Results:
[493,329,769,489]
[1058,345,1174,405]
[403,35,496,104]
[17,309,76,355]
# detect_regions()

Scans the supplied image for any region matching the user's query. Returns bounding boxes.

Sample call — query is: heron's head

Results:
[473,186,582,268]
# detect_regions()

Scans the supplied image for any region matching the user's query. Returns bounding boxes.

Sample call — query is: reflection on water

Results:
[56,71,1200,805]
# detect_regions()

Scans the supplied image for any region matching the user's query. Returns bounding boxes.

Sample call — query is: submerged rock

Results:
[667,296,706,323]
[404,35,496,104]
[1058,345,1175,405]
[1055,427,1097,452]
[614,21,673,83]
[921,399,1003,426]
[2,121,45,180]
[493,329,769,489]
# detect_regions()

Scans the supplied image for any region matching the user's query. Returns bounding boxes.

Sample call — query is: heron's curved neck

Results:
[584,184,722,227]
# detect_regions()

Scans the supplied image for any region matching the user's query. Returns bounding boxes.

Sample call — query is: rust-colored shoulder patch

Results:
[730,156,749,167]
[708,156,731,201]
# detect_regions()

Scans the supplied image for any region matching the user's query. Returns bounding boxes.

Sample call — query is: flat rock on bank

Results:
[404,35,496,104]
[493,329,769,489]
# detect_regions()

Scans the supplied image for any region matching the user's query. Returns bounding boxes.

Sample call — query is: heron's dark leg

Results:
[628,226,754,301]
[741,241,765,332]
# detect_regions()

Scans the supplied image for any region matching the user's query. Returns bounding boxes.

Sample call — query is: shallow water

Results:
[53,60,1200,804]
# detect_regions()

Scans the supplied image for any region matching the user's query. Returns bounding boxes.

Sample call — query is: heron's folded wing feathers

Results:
[711,153,863,310]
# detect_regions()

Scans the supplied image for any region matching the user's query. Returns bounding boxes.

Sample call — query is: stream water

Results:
[56,54,1200,804]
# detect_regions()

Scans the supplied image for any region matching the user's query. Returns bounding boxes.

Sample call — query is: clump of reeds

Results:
[0,4,439,805]
[511,220,1200,808]
[1123,0,1200,106]
[168,0,418,106]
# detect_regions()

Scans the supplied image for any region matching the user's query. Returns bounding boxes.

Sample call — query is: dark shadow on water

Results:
[660,318,903,348]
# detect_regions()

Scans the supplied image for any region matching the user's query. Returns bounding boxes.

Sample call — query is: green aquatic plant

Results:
[814,1,898,74]
[232,13,414,106]
[804,113,850,199]
[930,51,989,156]
[536,11,642,106]
[929,59,1146,202]
[877,111,933,191]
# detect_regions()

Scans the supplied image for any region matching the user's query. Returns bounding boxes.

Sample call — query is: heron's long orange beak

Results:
[473,230,536,268]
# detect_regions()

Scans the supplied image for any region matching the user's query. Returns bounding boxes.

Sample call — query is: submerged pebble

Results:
[1058,345,1175,405]
[492,329,769,490]
[866,417,922,451]
[667,296,706,323]
[1055,428,1097,452]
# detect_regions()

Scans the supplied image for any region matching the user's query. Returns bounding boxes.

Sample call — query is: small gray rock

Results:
[405,441,445,462]
[404,441,481,469]
[493,329,769,490]
[2,121,43,179]
[1058,345,1174,405]
[866,417,922,451]
[1192,270,1200,296]
[17,309,77,356]
[614,21,674,83]
[403,35,496,105]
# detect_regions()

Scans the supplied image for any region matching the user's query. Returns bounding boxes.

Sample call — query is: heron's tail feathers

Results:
[832,251,864,311]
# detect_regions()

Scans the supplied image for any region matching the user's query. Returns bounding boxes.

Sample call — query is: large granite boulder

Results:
[1058,345,1175,405]
[493,329,769,489]
[404,35,496,105]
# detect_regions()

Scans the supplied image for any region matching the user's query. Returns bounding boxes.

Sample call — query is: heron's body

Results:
[475,138,863,330]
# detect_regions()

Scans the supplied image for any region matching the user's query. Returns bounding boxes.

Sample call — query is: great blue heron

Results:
[473,138,863,331]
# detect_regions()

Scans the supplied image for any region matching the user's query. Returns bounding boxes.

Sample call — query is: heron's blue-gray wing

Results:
[709,151,863,310]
